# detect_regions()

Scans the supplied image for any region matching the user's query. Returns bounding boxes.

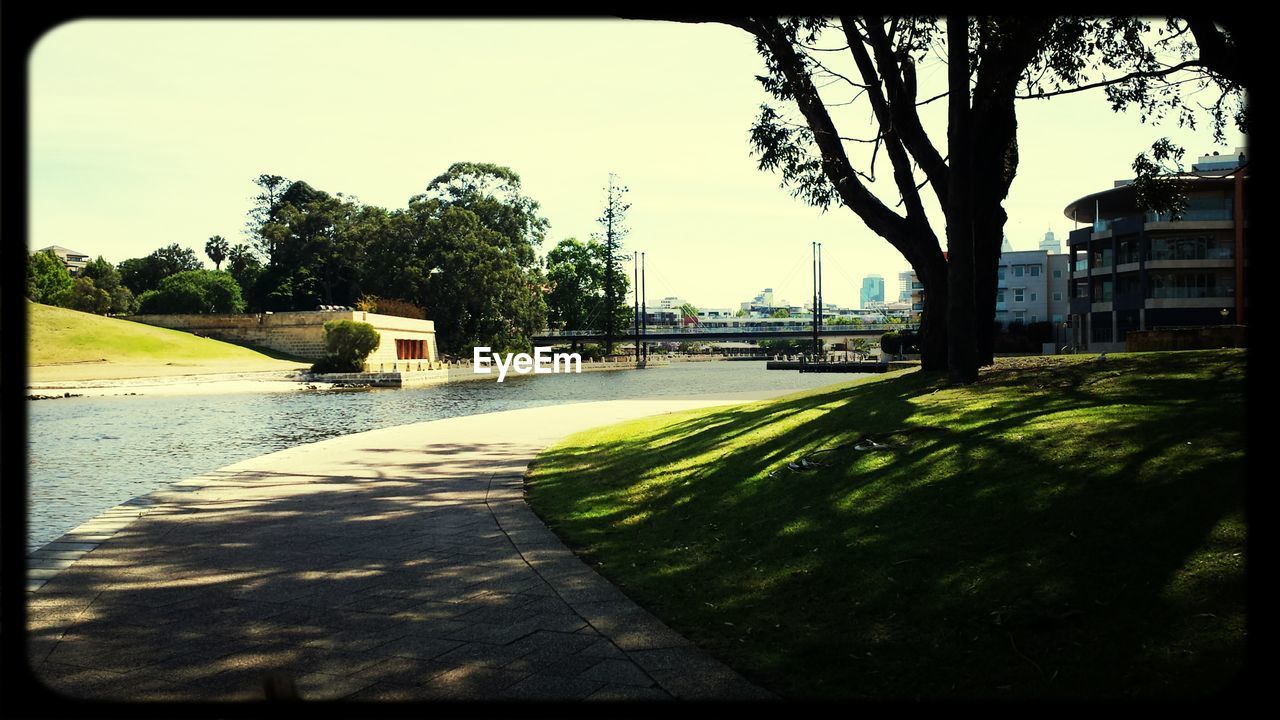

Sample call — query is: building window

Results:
[395,339,427,360]
[1014,288,1025,302]
[1030,315,1038,323]
[1030,293,1037,302]
[1091,246,1114,269]
[1074,282,1089,299]
[996,290,1005,303]
[1147,234,1233,261]
[1053,292,1062,301]
[1091,278,1114,302]
[1146,271,1235,299]
[1014,265,1025,277]
[997,266,1006,281]
[1014,310,1026,321]
[1030,265,1041,277]
[1053,269,1062,279]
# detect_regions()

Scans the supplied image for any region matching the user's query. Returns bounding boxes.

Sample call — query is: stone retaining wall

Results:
[128,310,437,364]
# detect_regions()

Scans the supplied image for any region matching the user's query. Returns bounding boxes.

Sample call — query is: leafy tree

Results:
[544,237,630,340]
[109,286,138,315]
[411,202,548,355]
[205,235,229,271]
[136,270,245,314]
[670,16,1244,382]
[27,249,73,303]
[771,308,791,318]
[54,277,112,314]
[118,244,202,295]
[314,320,381,373]
[734,308,749,317]
[74,257,135,314]
[679,303,699,322]
[414,162,548,269]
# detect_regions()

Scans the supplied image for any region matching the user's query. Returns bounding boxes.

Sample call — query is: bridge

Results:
[533,323,917,344]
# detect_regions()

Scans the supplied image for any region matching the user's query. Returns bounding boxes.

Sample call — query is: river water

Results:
[26,362,859,553]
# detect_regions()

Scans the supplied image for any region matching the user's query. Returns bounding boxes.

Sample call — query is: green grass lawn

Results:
[527,351,1247,699]
[27,302,306,375]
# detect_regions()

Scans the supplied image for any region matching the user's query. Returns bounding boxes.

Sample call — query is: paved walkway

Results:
[27,397,779,701]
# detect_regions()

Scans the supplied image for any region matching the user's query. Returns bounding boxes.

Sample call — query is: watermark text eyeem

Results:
[473,347,582,382]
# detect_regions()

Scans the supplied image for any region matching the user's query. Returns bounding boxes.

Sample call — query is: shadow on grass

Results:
[526,350,1248,699]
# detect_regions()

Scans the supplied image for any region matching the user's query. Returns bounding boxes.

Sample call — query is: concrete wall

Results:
[1125,325,1247,352]
[128,310,437,364]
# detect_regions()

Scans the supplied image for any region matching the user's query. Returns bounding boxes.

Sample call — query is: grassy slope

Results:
[527,351,1247,699]
[27,302,307,380]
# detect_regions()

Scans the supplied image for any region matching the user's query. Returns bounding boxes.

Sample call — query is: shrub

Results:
[136,270,245,314]
[313,320,380,373]
[356,295,426,320]
[880,331,901,356]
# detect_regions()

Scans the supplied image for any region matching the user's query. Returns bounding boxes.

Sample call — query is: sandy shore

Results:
[25,370,335,398]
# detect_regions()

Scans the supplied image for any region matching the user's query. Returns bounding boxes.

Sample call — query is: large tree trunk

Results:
[916,252,949,371]
[945,16,979,384]
[972,203,1006,366]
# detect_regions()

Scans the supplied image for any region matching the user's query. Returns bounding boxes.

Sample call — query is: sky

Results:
[28,19,1246,311]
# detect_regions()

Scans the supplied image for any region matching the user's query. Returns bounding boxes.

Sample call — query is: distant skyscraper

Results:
[897,270,914,302]
[1039,229,1060,254]
[1001,233,1014,252]
[859,274,885,309]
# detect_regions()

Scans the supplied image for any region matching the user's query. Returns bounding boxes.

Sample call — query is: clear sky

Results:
[28,19,1246,311]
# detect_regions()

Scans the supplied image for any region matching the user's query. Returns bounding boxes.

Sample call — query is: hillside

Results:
[27,302,308,382]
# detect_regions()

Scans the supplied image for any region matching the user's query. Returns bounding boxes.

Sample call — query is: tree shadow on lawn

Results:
[527,352,1248,699]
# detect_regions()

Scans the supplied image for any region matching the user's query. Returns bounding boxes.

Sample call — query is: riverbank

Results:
[526,350,1247,699]
[26,370,323,398]
[27,396,791,701]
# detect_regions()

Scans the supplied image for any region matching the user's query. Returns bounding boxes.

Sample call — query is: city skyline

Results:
[29,19,1245,311]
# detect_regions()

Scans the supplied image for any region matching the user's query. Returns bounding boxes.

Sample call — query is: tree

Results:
[118,244,202,295]
[544,237,630,340]
[594,174,631,354]
[27,249,73,303]
[136,270,245,314]
[54,277,111,314]
[225,243,263,305]
[247,174,289,262]
[205,235,229,271]
[414,162,548,270]
[667,16,1245,382]
[679,303,699,323]
[771,308,791,318]
[412,202,547,355]
[79,257,135,314]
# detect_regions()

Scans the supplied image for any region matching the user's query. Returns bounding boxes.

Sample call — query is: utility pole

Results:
[641,251,647,364]
[637,253,645,363]
[817,241,824,362]
[811,242,819,360]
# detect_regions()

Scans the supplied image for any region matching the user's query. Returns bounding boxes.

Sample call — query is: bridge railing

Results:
[536,324,917,337]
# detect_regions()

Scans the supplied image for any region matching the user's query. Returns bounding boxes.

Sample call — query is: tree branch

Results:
[854,16,950,207]
[1016,59,1206,99]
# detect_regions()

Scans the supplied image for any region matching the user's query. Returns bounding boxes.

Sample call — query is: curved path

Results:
[27,397,780,701]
